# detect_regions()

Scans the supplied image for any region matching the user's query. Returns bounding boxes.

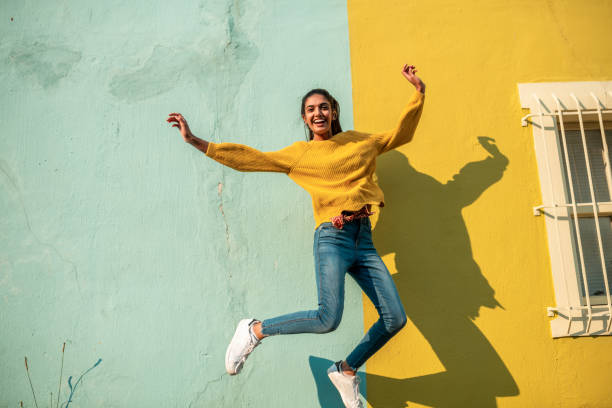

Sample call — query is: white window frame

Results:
[518,81,612,338]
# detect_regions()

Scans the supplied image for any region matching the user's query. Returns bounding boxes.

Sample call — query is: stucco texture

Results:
[4,0,612,407]
[347,0,612,407]
[0,1,359,407]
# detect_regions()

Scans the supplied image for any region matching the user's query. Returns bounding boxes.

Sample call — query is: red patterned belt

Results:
[330,205,374,230]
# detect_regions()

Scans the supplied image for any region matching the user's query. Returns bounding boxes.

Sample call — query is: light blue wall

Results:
[0,1,358,406]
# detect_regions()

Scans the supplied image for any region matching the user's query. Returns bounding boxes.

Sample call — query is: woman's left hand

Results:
[401,64,425,94]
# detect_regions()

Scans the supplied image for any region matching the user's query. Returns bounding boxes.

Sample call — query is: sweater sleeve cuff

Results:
[205,141,216,157]
[408,89,425,111]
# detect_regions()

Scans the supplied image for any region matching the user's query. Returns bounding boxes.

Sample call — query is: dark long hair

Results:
[300,89,342,141]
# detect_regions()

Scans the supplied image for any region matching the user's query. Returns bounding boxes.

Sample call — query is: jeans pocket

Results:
[316,222,334,232]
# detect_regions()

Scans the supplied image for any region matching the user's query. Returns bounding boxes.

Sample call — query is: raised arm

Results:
[373,64,425,154]
[204,141,306,173]
[166,112,306,173]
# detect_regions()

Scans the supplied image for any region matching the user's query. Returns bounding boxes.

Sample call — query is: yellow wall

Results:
[347,1,612,406]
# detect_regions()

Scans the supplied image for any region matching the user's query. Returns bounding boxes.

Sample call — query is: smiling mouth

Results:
[313,119,326,126]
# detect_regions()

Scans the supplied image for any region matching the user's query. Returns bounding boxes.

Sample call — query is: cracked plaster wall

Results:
[0,1,355,407]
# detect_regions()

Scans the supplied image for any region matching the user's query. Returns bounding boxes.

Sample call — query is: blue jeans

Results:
[261,217,407,370]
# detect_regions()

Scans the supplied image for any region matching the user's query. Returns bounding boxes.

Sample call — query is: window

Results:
[518,81,612,337]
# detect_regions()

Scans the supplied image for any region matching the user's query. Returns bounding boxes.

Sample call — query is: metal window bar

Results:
[590,92,612,331]
[596,92,612,207]
[522,92,612,336]
[570,92,611,332]
[553,93,593,334]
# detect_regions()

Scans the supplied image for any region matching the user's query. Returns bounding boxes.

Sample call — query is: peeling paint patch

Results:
[108,45,193,102]
[6,42,81,89]
[108,0,259,103]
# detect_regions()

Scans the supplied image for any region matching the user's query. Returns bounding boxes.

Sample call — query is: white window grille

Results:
[518,82,612,337]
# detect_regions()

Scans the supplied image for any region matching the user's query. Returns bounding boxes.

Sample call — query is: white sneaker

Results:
[327,361,363,408]
[225,319,261,375]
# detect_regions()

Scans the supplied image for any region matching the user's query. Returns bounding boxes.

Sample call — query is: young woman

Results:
[167,64,425,408]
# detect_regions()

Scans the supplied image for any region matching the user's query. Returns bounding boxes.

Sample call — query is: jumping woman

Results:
[167,64,425,408]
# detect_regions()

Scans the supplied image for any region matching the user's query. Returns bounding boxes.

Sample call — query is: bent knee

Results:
[386,313,407,335]
[318,320,341,333]
[317,308,343,333]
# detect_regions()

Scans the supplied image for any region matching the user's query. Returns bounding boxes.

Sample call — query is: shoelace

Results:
[349,400,363,408]
[241,342,257,360]
[237,327,261,366]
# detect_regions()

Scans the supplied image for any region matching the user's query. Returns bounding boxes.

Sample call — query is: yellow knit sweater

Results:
[205,91,425,228]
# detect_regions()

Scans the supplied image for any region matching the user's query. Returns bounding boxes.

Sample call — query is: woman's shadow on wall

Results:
[310,137,519,407]
[370,137,518,407]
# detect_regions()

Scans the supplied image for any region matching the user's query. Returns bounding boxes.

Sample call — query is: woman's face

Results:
[302,93,336,140]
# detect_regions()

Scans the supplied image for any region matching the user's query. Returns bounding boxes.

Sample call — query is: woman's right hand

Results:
[167,112,194,142]
[167,113,210,154]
